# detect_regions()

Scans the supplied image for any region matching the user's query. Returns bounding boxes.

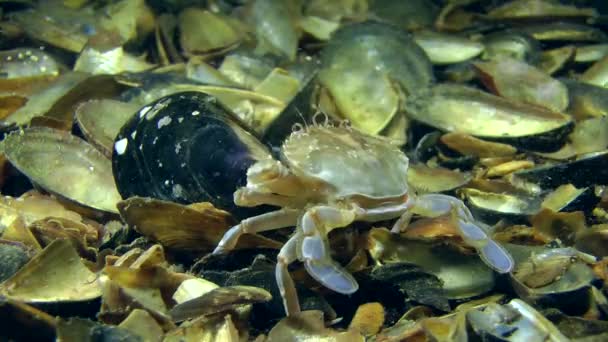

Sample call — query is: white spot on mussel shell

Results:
[139,105,152,118]
[172,184,185,198]
[114,138,128,155]
[180,163,186,168]
[152,137,158,145]
[178,117,184,123]
[175,142,182,154]
[192,110,200,116]
[131,131,137,139]
[145,99,171,121]
[164,180,170,186]
[157,116,172,129]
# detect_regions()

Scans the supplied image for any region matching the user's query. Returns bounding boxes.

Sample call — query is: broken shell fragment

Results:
[169,285,272,322]
[481,31,541,63]
[407,163,472,194]
[2,127,122,215]
[460,188,542,220]
[118,309,164,342]
[412,30,484,65]
[248,0,299,61]
[74,39,155,75]
[0,191,83,228]
[440,132,517,158]
[467,299,570,342]
[117,197,280,252]
[348,302,385,336]
[178,8,242,57]
[1,72,88,127]
[0,239,101,303]
[562,79,608,120]
[539,45,576,75]
[266,310,364,341]
[540,185,598,213]
[581,55,608,88]
[575,225,608,258]
[485,160,535,178]
[575,44,608,63]
[513,151,608,189]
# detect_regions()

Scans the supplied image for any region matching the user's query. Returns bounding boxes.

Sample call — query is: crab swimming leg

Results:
[298,206,360,295]
[408,194,514,274]
[213,208,301,253]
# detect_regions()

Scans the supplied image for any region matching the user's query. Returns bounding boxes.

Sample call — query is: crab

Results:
[213,121,514,316]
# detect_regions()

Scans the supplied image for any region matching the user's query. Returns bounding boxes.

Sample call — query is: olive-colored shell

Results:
[2,127,122,214]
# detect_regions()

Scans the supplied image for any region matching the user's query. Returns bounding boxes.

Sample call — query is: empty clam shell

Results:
[406,84,573,151]
[368,228,495,300]
[0,239,101,303]
[473,57,569,112]
[2,127,122,214]
[319,21,433,135]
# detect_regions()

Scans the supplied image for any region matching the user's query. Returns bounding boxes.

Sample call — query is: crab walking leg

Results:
[276,234,301,316]
[299,206,359,294]
[213,208,301,253]
[412,194,515,274]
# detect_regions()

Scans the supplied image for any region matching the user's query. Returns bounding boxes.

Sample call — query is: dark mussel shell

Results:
[112,92,273,218]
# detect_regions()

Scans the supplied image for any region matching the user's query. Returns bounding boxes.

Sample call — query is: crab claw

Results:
[300,232,359,294]
[304,259,359,294]
[478,239,515,274]
[412,194,515,274]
